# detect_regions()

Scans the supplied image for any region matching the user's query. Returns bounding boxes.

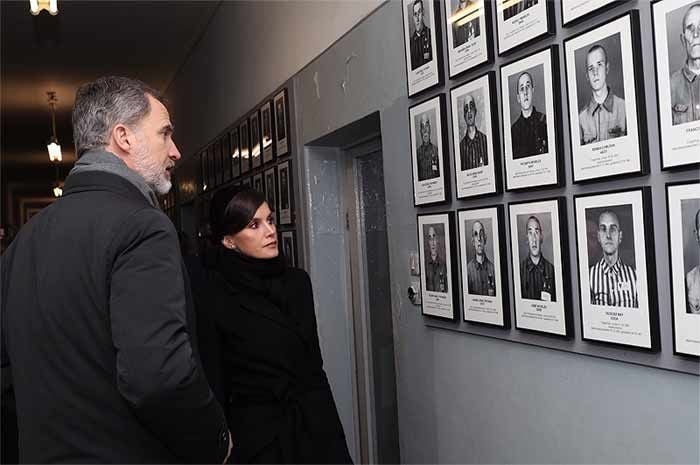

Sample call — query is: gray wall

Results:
[168,0,700,463]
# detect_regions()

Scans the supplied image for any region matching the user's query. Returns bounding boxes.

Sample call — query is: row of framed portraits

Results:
[402,0,622,94]
[416,181,700,357]
[234,160,295,226]
[406,3,700,206]
[200,89,291,192]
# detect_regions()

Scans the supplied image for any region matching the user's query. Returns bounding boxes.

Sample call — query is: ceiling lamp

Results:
[53,184,63,198]
[29,0,58,15]
[46,91,62,162]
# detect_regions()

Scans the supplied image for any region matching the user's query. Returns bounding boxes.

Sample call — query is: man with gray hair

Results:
[416,114,440,181]
[1,76,231,463]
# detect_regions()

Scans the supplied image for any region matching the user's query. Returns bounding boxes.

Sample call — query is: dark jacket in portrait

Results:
[520,254,556,301]
[1,162,228,463]
[197,249,352,464]
[410,25,433,70]
[466,255,496,296]
[425,254,448,292]
[417,142,440,181]
[670,63,700,126]
[460,128,488,171]
[511,107,548,159]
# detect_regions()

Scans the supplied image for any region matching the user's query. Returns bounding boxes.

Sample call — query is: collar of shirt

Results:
[598,257,623,276]
[682,63,699,83]
[474,255,491,270]
[525,255,545,273]
[588,87,616,115]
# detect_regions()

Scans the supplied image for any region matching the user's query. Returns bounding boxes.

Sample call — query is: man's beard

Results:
[131,143,172,195]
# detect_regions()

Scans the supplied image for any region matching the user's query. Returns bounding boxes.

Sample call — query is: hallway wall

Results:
[167,1,700,463]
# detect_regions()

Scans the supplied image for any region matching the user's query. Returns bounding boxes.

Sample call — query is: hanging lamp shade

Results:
[29,0,58,15]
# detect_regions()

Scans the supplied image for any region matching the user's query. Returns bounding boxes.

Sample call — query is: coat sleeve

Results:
[108,208,229,463]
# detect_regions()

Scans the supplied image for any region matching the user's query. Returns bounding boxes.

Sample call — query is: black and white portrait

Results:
[458,206,508,327]
[562,0,617,26]
[501,47,560,190]
[653,0,700,169]
[509,198,570,336]
[450,73,498,198]
[230,127,241,178]
[565,12,645,182]
[253,173,264,195]
[261,101,274,164]
[444,0,491,77]
[264,167,277,220]
[497,0,552,55]
[281,231,297,268]
[575,188,657,350]
[402,0,441,96]
[418,212,457,320]
[278,160,292,225]
[240,119,251,174]
[409,95,448,205]
[250,111,261,169]
[667,181,700,356]
[274,89,289,156]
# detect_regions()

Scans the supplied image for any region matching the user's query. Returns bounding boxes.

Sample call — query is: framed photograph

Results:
[409,94,449,206]
[253,173,264,195]
[214,139,224,186]
[264,166,278,223]
[230,127,241,179]
[206,145,216,189]
[458,205,510,327]
[281,230,298,268]
[240,119,251,174]
[653,0,700,170]
[574,188,659,350]
[261,100,275,164]
[402,0,443,97]
[496,0,554,56]
[562,0,620,27]
[450,72,501,199]
[200,149,208,192]
[500,46,562,191]
[241,177,252,189]
[221,135,231,183]
[444,0,493,78]
[509,198,572,337]
[667,180,700,356]
[250,110,262,169]
[278,160,293,225]
[274,89,290,157]
[564,11,647,183]
[417,212,458,320]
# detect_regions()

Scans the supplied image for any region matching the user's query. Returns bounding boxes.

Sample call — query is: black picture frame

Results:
[573,187,660,351]
[206,145,216,190]
[450,71,502,199]
[409,93,450,206]
[443,0,494,79]
[230,126,241,179]
[561,0,623,28]
[500,44,563,192]
[221,134,231,184]
[665,179,700,358]
[277,159,293,225]
[214,139,224,187]
[495,0,555,56]
[508,197,573,338]
[250,110,262,169]
[274,88,290,157]
[402,0,444,97]
[417,211,459,321]
[253,173,264,195]
[457,204,510,328]
[280,230,298,268]
[240,119,251,174]
[652,0,700,171]
[261,100,276,164]
[563,10,648,184]
[264,166,279,224]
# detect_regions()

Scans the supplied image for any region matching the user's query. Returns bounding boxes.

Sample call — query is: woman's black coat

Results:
[196,255,352,464]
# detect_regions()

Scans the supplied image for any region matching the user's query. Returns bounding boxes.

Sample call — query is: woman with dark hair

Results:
[197,186,352,464]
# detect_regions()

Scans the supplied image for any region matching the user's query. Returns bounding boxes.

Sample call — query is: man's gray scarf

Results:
[68,149,159,208]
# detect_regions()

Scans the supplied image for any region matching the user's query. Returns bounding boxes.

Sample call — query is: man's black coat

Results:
[1,171,228,463]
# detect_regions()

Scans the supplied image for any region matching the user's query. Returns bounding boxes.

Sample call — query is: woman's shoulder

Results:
[284,267,312,289]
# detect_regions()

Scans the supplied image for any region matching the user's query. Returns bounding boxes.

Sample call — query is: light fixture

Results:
[46,91,62,162]
[53,184,63,198]
[30,0,58,15]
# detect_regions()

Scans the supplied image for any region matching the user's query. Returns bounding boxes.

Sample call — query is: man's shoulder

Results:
[686,266,700,284]
[670,67,686,87]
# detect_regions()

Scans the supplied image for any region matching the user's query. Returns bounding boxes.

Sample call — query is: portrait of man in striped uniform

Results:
[589,209,639,308]
[459,93,488,171]
[686,208,700,314]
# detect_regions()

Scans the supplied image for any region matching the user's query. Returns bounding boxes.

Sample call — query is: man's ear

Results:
[111,123,135,154]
